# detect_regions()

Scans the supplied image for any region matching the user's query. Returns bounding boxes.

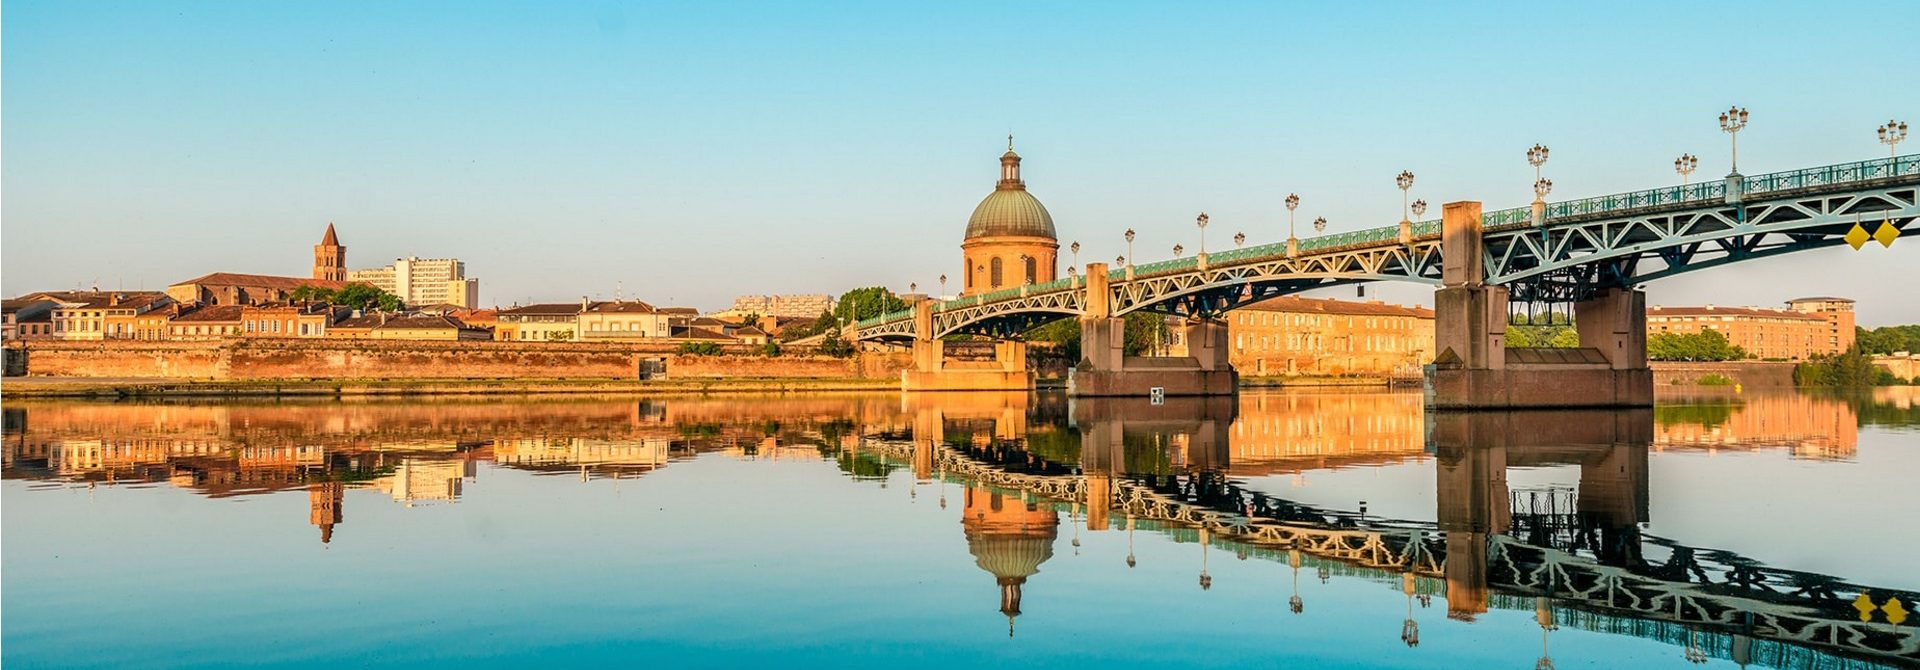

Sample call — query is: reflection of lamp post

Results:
[1125,514,1137,568]
[1401,572,1421,647]
[1536,597,1560,670]
[1719,106,1749,174]
[1198,527,1212,590]
[1880,119,1909,159]
[1288,546,1304,614]
[1675,153,1699,187]
[936,467,946,508]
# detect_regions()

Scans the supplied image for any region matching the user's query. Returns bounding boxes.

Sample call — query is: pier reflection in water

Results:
[3,388,1917,669]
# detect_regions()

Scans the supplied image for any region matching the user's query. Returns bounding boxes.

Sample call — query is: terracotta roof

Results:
[585,300,658,314]
[172,305,247,322]
[3,298,55,312]
[499,303,583,316]
[1241,296,1434,318]
[733,326,769,337]
[377,314,471,331]
[658,307,699,315]
[678,327,735,341]
[53,293,173,311]
[1787,296,1854,303]
[172,272,347,291]
[1647,306,1821,320]
[321,222,340,246]
[331,314,386,329]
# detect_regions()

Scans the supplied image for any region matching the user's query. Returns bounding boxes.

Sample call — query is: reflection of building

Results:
[1229,392,1426,473]
[1645,297,1854,361]
[309,481,343,544]
[1653,393,1858,459]
[348,256,481,308]
[373,458,472,505]
[961,485,1059,636]
[961,139,1058,296]
[1227,297,1434,377]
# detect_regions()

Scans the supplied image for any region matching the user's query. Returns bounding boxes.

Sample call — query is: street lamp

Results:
[1124,228,1136,267]
[1285,192,1300,237]
[1173,243,1184,257]
[1195,212,1209,258]
[1313,216,1327,233]
[1719,106,1749,174]
[1674,153,1699,186]
[909,282,917,294]
[1411,199,1428,220]
[1534,178,1554,200]
[939,274,947,298]
[1879,119,1909,159]
[1234,231,1246,248]
[1526,144,1550,201]
[1396,170,1416,224]
[1070,241,1081,270]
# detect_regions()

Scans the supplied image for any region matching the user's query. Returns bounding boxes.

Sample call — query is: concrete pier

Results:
[899,300,1035,392]
[1068,263,1238,397]
[1425,201,1652,409]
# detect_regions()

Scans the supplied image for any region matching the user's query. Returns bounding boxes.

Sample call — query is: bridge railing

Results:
[1746,154,1917,195]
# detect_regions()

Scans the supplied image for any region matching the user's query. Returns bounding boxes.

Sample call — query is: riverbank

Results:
[0,376,897,399]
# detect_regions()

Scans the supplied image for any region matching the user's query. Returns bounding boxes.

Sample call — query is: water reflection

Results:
[5,389,1918,668]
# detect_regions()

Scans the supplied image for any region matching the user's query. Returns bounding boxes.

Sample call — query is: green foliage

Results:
[1792,349,1891,387]
[1857,325,1920,355]
[1648,328,1749,361]
[294,283,404,312]
[816,329,856,358]
[758,342,783,357]
[1024,318,1082,359]
[832,287,909,324]
[1654,400,1741,430]
[1505,313,1579,348]
[547,330,573,342]
[779,310,834,343]
[1695,373,1735,386]
[1123,312,1168,356]
[676,341,723,356]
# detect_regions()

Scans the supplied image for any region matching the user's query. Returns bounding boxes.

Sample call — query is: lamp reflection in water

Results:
[1288,546,1304,614]
[1198,527,1212,590]
[1401,572,1420,648]
[1536,597,1559,670]
[1125,514,1137,568]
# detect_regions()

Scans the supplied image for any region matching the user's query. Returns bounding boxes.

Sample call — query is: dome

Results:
[966,189,1057,239]
[964,145,1057,240]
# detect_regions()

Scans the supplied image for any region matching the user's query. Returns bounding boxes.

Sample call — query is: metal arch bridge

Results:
[855,154,1920,342]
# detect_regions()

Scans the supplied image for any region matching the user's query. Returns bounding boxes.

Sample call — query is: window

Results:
[1023,256,1037,285]
[990,258,1003,287]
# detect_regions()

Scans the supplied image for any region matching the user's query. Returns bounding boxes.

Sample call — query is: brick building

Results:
[1227,296,1435,377]
[1645,297,1854,360]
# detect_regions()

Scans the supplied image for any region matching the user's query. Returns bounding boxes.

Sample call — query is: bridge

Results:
[855,403,1920,668]
[857,154,1919,406]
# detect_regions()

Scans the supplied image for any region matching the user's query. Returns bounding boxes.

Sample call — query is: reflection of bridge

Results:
[869,402,1919,668]
[863,154,1918,407]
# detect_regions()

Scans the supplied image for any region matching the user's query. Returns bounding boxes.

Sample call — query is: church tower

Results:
[314,222,346,282]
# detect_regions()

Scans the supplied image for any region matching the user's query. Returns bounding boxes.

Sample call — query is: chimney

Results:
[379,312,388,326]
[1705,304,1714,310]
[581,296,590,312]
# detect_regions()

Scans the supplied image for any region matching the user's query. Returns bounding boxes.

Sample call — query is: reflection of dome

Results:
[964,146,1057,240]
[962,486,1059,635]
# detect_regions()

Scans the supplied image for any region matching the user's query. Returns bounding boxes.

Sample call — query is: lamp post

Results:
[1070,240,1080,271]
[1285,193,1301,257]
[1195,212,1209,259]
[1527,144,1550,200]
[1674,153,1698,187]
[1719,106,1749,174]
[1234,231,1246,248]
[1880,119,1909,159]
[1124,229,1136,268]
[1396,171,1416,224]
[1313,216,1327,233]
[1173,243,1184,257]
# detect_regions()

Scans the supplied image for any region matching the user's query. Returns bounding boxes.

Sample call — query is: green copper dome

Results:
[965,148,1057,240]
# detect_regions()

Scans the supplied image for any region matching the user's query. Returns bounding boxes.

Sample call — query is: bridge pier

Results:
[1425,201,1652,409]
[899,300,1035,392]
[1068,263,1238,397]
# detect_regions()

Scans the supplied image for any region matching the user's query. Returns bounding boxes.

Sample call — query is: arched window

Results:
[1023,256,1037,285]
[990,257,1003,287]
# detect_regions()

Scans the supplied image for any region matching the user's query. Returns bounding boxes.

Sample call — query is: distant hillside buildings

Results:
[725,294,835,318]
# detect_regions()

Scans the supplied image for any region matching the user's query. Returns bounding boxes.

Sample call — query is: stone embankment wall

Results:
[9,340,908,381]
[1651,361,1797,387]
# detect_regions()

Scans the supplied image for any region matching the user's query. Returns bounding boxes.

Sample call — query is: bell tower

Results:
[314,221,346,282]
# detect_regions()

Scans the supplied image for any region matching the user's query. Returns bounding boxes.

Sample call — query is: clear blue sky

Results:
[4,1,1916,323]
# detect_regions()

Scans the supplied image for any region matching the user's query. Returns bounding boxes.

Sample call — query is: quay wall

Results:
[1651,361,1797,387]
[7,340,906,381]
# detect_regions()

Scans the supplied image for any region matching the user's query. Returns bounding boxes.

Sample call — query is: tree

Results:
[1648,329,1747,361]
[832,287,909,325]
[1857,325,1920,355]
[1794,347,1898,387]
[1506,313,1578,348]
[817,328,856,358]
[311,283,405,312]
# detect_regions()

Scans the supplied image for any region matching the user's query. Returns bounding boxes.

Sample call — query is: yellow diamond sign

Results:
[1845,223,1871,250]
[1886,596,1911,626]
[1855,592,1877,621]
[1875,219,1901,248]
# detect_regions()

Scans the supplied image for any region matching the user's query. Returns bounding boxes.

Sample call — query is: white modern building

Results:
[349,256,481,308]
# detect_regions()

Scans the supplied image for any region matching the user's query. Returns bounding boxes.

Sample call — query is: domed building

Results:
[962,138,1059,296]
[961,485,1059,636]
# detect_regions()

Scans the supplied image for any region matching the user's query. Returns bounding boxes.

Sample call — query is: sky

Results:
[4,1,1916,323]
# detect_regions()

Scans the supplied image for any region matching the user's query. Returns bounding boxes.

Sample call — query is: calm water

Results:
[4,388,1918,669]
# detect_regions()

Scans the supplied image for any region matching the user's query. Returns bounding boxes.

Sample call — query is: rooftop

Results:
[1647,305,1823,320]
[172,305,247,322]
[173,272,347,291]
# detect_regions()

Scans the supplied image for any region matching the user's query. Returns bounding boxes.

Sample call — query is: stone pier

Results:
[1425,201,1653,409]
[1068,263,1238,397]
[899,300,1035,392]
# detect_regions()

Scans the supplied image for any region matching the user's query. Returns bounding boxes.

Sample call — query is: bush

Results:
[1696,373,1734,386]
[759,342,782,357]
[676,342,723,356]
